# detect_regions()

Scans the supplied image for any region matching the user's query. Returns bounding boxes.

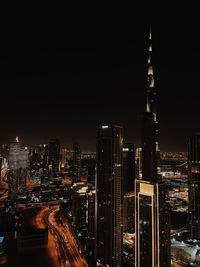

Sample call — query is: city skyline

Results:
[1,16,200,266]
[1,19,200,151]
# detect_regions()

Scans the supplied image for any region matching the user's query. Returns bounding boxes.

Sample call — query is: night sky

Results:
[1,11,200,151]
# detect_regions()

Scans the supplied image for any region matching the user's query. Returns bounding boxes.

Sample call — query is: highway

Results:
[33,206,88,267]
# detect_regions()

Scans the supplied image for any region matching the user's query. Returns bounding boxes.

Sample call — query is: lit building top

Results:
[146,27,156,122]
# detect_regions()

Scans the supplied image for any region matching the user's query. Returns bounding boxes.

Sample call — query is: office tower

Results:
[8,137,29,198]
[72,186,88,237]
[48,139,60,174]
[122,143,135,195]
[95,125,123,267]
[72,186,88,254]
[73,142,81,181]
[135,28,170,267]
[188,134,200,240]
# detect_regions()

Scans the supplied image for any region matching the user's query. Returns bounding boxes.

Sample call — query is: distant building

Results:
[188,134,200,240]
[95,125,123,267]
[37,144,48,172]
[8,137,29,198]
[48,139,60,174]
[73,142,81,181]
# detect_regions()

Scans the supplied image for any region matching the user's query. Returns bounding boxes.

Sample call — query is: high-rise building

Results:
[95,125,123,267]
[73,142,81,181]
[8,137,29,198]
[188,134,200,240]
[122,143,135,195]
[135,28,170,267]
[48,139,60,174]
[72,186,88,238]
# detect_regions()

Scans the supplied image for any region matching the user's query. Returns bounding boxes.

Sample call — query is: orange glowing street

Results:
[33,206,88,267]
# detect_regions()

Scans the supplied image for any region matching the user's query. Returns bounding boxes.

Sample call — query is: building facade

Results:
[8,137,29,198]
[95,125,123,267]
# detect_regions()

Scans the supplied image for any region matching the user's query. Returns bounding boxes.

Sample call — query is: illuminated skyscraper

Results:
[8,137,29,198]
[135,27,170,267]
[95,125,123,267]
[188,134,200,240]
[72,186,88,252]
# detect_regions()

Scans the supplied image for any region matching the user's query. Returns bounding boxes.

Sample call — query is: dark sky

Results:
[1,10,200,151]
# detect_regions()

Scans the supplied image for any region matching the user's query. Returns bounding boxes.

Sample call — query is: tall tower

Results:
[95,125,123,267]
[135,27,170,267]
[188,134,200,240]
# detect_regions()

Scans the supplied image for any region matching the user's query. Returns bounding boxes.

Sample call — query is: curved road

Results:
[34,206,88,267]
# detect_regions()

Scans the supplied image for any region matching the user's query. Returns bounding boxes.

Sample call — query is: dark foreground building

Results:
[95,125,123,267]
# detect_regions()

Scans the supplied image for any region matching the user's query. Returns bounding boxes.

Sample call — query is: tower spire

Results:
[146,25,156,120]
[135,25,171,267]
[142,25,159,182]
